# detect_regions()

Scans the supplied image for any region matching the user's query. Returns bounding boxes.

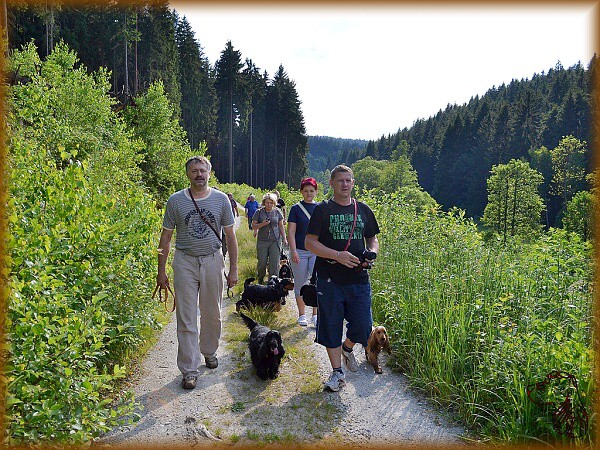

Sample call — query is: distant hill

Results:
[364,56,596,225]
[307,136,368,173]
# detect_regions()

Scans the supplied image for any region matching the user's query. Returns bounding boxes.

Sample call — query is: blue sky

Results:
[172,2,597,141]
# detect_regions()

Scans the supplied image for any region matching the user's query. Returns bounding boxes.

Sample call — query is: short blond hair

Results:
[330,164,353,181]
[262,192,277,205]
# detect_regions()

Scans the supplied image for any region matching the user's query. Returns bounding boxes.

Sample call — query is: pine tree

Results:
[214,40,243,182]
[175,15,216,150]
[137,3,181,113]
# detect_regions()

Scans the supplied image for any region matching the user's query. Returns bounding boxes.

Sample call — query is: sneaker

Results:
[342,347,359,372]
[324,370,346,392]
[312,315,318,328]
[297,315,308,326]
[205,355,218,369]
[182,375,197,389]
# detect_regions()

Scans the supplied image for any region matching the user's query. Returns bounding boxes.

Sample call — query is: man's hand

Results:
[156,273,170,289]
[336,251,360,269]
[226,269,238,288]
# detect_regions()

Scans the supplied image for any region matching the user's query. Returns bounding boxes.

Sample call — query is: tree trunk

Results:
[229,90,233,183]
[124,13,129,95]
[134,10,138,95]
[249,109,253,186]
[510,172,519,236]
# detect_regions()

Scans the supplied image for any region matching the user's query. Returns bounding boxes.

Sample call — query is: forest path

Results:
[98,216,469,448]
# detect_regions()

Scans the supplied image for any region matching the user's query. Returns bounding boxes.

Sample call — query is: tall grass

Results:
[366,191,595,445]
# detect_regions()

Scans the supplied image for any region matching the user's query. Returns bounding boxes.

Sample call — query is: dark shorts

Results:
[315,277,373,348]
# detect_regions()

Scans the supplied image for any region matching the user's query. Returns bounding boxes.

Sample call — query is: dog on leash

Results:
[236,277,294,312]
[239,312,285,380]
[364,326,391,374]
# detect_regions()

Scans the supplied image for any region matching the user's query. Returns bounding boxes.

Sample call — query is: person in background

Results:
[273,190,287,225]
[287,177,319,327]
[305,164,380,392]
[252,193,287,284]
[244,194,259,231]
[157,156,238,390]
[227,193,239,217]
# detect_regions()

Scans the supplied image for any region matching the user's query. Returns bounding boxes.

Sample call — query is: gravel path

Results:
[98,217,468,447]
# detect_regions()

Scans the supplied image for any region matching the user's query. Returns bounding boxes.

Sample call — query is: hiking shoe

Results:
[297,315,308,326]
[312,315,318,328]
[342,347,359,372]
[205,355,218,369]
[182,375,197,389]
[324,370,346,392]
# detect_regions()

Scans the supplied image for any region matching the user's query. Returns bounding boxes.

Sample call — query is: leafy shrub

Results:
[122,80,192,202]
[4,41,164,445]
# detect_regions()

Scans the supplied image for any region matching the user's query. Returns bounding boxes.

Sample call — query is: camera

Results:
[356,250,377,271]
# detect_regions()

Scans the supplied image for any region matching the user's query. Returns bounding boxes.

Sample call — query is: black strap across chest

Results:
[188,188,222,243]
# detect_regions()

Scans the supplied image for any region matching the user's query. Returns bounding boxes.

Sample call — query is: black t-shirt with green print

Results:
[306,199,380,285]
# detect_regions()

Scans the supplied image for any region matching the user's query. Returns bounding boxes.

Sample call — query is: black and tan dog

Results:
[278,253,294,280]
[239,312,285,380]
[236,277,294,312]
[364,326,392,374]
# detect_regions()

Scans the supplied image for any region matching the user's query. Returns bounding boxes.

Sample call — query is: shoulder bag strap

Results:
[188,188,222,243]
[296,202,311,220]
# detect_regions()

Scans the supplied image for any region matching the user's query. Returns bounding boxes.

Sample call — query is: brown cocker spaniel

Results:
[365,326,391,374]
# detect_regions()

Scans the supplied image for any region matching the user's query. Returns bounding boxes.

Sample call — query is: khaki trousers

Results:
[172,249,225,377]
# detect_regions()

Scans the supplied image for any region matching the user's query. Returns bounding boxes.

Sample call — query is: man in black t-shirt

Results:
[305,164,380,392]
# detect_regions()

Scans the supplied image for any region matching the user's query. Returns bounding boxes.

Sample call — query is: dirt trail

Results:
[98,217,468,448]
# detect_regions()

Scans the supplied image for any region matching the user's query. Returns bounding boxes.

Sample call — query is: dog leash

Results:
[153,283,176,312]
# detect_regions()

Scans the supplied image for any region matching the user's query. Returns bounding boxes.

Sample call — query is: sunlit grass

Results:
[367,192,594,446]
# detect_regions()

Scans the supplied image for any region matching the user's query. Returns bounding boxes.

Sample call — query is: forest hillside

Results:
[360,57,596,226]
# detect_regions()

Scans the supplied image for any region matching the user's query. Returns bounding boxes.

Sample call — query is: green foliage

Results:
[5,42,164,445]
[351,157,387,190]
[482,159,544,243]
[551,135,588,205]
[352,156,437,211]
[367,191,594,445]
[9,41,114,164]
[562,190,594,241]
[363,59,593,225]
[306,135,367,173]
[123,80,192,202]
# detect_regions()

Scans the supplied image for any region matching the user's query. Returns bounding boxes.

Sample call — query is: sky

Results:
[171,2,598,141]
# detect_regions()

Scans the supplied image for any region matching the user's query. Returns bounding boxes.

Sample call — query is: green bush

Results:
[4,41,164,445]
[122,80,192,202]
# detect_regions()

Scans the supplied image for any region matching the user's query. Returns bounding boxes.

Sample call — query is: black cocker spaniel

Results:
[239,312,285,380]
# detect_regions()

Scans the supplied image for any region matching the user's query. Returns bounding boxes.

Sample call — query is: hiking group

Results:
[156,156,380,392]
